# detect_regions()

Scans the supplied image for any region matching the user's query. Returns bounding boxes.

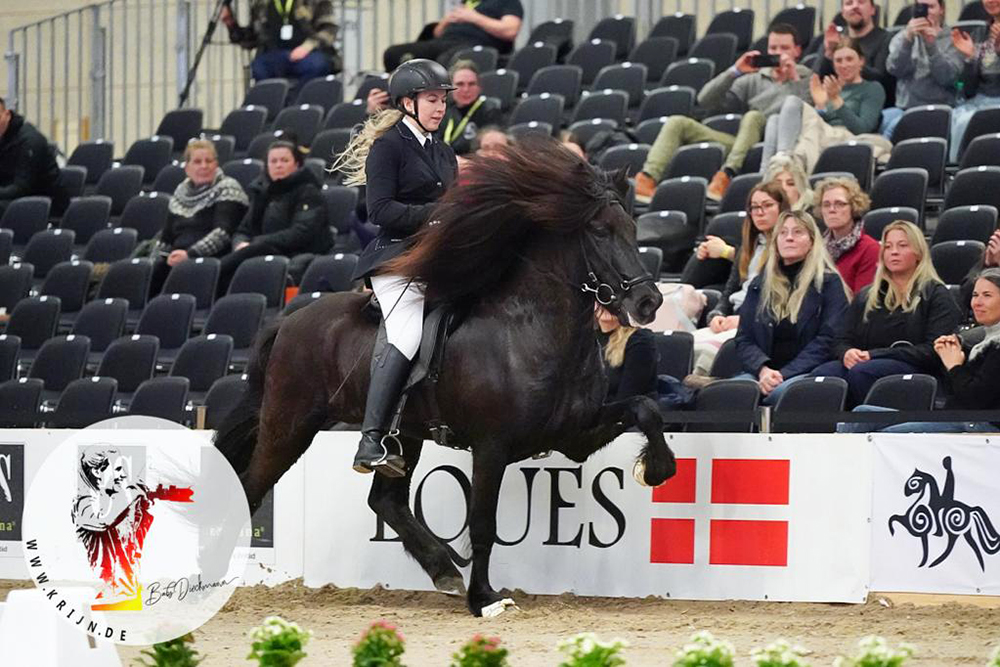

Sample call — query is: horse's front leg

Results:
[466,444,512,617]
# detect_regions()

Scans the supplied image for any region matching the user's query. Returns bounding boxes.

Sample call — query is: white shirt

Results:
[401,116,429,146]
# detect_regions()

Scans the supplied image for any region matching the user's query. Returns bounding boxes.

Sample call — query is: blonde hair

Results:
[603,326,637,368]
[759,210,850,322]
[863,220,943,320]
[330,109,404,186]
[762,154,814,211]
[812,176,870,223]
[183,139,218,163]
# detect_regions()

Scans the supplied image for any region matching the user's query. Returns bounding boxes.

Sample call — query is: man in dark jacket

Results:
[814,0,894,101]
[0,97,62,217]
[439,60,503,156]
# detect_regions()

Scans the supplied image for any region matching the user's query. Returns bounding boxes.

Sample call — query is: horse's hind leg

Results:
[367,435,465,595]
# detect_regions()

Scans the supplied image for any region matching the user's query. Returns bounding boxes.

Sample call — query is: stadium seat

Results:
[48,376,117,428]
[665,142,725,181]
[957,106,1000,161]
[635,117,668,145]
[96,258,154,328]
[638,86,695,122]
[83,227,138,263]
[71,298,128,363]
[629,37,679,85]
[0,378,44,427]
[944,166,1000,211]
[283,290,325,316]
[655,330,694,379]
[228,254,289,317]
[718,172,762,214]
[508,42,557,93]
[884,137,947,196]
[0,263,34,312]
[222,158,265,192]
[170,334,234,403]
[39,260,92,328]
[310,128,352,167]
[958,132,1000,169]
[650,13,696,56]
[528,18,575,61]
[703,113,743,136]
[710,338,743,379]
[242,78,290,121]
[449,45,499,72]
[273,104,324,147]
[220,106,268,154]
[933,205,998,246]
[6,295,60,364]
[129,376,190,423]
[294,75,344,115]
[68,140,114,186]
[741,142,764,174]
[959,0,990,21]
[571,90,629,126]
[0,228,11,266]
[479,70,520,111]
[508,121,553,140]
[321,185,360,236]
[869,168,929,228]
[660,58,715,90]
[22,229,74,280]
[60,195,112,247]
[161,257,220,324]
[890,104,951,146]
[706,8,755,51]
[152,163,187,195]
[567,40,617,87]
[123,136,175,185]
[96,334,158,403]
[27,334,90,404]
[689,34,738,75]
[155,109,204,155]
[299,253,359,293]
[592,62,647,107]
[769,5,816,46]
[637,210,693,273]
[772,376,848,433]
[510,94,564,132]
[637,246,663,278]
[688,378,760,432]
[136,293,196,366]
[1,196,51,251]
[813,142,874,190]
[650,175,707,231]
[932,240,985,285]
[567,118,618,146]
[56,165,88,203]
[203,293,266,368]
[205,374,249,430]
[598,143,650,176]
[587,15,636,60]
[246,130,293,162]
[118,192,170,240]
[526,65,583,107]
[864,374,937,411]
[201,133,236,165]
[95,165,144,216]
[0,334,20,383]
[861,207,920,243]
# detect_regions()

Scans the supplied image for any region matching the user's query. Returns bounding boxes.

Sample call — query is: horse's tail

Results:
[213,323,280,475]
[971,507,1000,555]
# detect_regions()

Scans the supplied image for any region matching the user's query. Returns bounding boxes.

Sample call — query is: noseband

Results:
[578,233,655,306]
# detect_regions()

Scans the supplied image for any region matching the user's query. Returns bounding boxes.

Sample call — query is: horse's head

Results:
[580,168,663,326]
[904,468,934,497]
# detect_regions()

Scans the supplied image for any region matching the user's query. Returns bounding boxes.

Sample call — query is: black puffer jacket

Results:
[233,167,331,255]
[0,113,61,202]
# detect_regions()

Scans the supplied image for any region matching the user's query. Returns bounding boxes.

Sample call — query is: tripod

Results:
[179,0,234,108]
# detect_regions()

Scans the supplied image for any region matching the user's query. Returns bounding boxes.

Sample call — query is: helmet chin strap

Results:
[401,97,433,136]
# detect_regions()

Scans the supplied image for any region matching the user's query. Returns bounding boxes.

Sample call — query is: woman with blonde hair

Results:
[595,304,658,400]
[734,209,850,403]
[813,176,879,292]
[812,220,961,406]
[761,153,813,211]
[333,59,457,477]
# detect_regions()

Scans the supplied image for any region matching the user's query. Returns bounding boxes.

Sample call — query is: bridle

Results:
[578,228,655,307]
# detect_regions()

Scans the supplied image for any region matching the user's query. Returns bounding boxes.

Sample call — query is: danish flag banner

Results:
[303,433,872,603]
[870,435,1000,595]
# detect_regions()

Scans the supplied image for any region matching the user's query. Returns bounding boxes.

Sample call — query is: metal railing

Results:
[3,0,983,156]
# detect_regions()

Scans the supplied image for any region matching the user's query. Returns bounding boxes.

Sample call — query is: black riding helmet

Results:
[388,59,456,133]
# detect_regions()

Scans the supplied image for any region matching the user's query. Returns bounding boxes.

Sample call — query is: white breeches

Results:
[370,274,425,361]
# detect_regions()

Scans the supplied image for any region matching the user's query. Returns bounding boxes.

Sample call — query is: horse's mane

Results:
[384,137,621,303]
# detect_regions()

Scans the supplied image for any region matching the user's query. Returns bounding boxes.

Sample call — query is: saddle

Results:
[366,295,464,449]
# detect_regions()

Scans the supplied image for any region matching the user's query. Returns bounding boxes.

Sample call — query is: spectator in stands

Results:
[221,0,341,87]
[151,140,250,294]
[764,38,888,174]
[440,61,503,156]
[814,0,892,93]
[691,182,790,378]
[0,96,63,217]
[560,130,586,159]
[839,268,1000,433]
[367,88,391,115]
[813,177,878,292]
[733,210,850,403]
[882,0,963,139]
[813,220,960,406]
[761,154,813,211]
[949,0,1000,162]
[960,228,1000,317]
[474,126,508,156]
[634,25,812,204]
[596,304,658,400]
[217,140,331,295]
[383,0,524,72]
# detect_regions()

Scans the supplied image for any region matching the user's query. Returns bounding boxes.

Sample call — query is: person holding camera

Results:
[814,0,892,91]
[882,0,964,139]
[634,24,812,204]
[221,0,341,88]
[950,0,1000,162]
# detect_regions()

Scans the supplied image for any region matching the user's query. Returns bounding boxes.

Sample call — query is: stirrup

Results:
[352,430,406,477]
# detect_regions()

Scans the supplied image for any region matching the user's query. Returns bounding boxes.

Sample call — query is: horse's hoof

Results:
[633,460,650,487]
[434,575,466,597]
[480,598,518,618]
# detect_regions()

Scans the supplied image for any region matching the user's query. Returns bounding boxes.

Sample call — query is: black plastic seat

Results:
[688,379,760,432]
[1,196,51,251]
[48,376,117,428]
[169,334,234,404]
[97,334,158,403]
[203,293,266,368]
[129,376,190,424]
[117,192,170,241]
[655,331,694,379]
[95,258,154,328]
[71,298,128,363]
[864,374,937,411]
[39,259,93,328]
[136,293,197,366]
[0,378,44,427]
[95,166,145,216]
[931,240,986,285]
[772,376,849,433]
[6,295,60,365]
[156,108,204,154]
[123,136,174,185]
[68,140,114,185]
[27,333,90,404]
[567,39,617,87]
[83,227,138,263]
[204,374,249,430]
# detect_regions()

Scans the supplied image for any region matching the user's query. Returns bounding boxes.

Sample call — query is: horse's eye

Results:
[591,225,611,238]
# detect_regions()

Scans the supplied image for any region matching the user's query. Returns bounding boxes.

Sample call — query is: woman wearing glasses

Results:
[813,177,879,292]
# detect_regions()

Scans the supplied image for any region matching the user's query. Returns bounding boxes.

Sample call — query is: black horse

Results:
[215,139,676,616]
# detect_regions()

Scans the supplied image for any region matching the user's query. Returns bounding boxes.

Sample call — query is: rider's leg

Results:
[354,274,425,476]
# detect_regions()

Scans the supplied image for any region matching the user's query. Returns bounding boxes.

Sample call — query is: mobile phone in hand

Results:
[750,54,781,68]
[913,2,930,18]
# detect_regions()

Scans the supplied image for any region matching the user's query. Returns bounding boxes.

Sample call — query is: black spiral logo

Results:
[906,475,923,492]
[908,503,933,535]
[942,506,970,533]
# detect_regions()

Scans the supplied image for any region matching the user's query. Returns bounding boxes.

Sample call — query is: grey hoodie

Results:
[696,64,814,117]
[886,25,964,108]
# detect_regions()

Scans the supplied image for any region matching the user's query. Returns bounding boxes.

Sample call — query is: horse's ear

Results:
[609,167,630,199]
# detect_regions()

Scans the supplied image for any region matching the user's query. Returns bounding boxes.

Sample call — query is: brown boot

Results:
[706,171,731,201]
[634,171,657,204]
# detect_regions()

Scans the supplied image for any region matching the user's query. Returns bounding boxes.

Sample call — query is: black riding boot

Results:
[353,344,411,477]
